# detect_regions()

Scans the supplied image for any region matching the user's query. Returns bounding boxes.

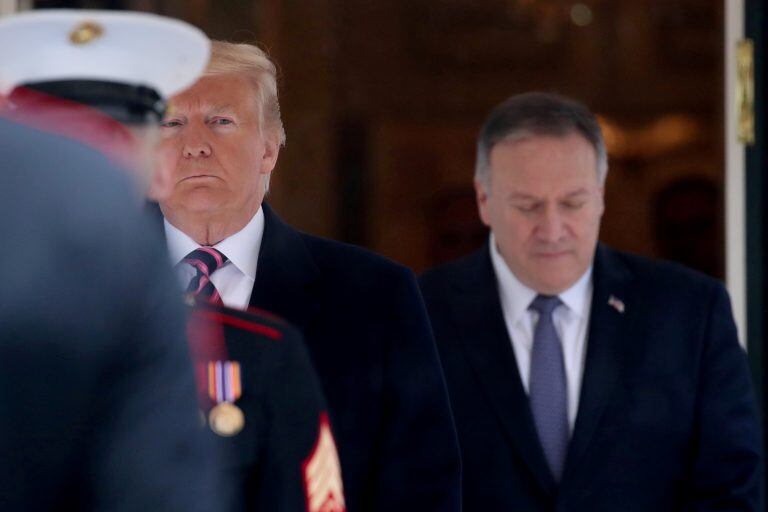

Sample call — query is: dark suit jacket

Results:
[246,203,461,512]
[0,119,218,511]
[419,243,762,511]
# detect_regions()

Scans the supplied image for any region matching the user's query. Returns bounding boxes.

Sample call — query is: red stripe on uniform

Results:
[195,310,284,340]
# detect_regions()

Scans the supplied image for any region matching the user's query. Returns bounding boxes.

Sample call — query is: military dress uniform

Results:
[186,300,346,512]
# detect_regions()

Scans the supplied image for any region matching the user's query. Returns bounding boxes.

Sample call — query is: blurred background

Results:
[29,0,727,279]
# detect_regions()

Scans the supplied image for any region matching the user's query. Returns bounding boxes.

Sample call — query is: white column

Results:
[725,0,747,348]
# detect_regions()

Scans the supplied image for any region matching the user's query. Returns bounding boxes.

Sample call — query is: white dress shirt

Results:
[489,233,593,432]
[165,208,264,310]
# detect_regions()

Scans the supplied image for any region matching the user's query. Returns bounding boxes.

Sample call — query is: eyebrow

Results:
[167,102,235,114]
[506,192,539,201]
[563,188,590,198]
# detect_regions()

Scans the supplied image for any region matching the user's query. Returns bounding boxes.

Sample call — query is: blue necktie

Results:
[528,294,569,482]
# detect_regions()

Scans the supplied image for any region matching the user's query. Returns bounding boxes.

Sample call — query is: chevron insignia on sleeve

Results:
[303,412,346,512]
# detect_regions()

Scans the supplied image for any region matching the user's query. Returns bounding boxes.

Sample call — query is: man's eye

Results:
[213,118,234,126]
[514,204,538,213]
[562,201,585,210]
[161,120,182,128]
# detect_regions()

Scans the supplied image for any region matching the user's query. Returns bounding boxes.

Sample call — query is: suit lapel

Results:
[451,247,557,494]
[562,245,636,483]
[145,201,321,329]
[249,203,321,332]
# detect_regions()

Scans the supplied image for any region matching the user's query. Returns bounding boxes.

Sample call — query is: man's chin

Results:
[524,263,585,295]
[162,190,226,215]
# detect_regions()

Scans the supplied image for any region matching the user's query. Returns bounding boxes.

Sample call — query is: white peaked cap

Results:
[0,9,210,97]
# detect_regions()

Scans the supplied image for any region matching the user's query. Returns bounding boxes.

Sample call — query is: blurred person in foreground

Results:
[149,40,461,511]
[0,10,217,511]
[419,92,762,511]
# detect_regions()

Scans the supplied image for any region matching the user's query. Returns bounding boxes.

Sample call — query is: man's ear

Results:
[475,178,492,227]
[259,130,281,175]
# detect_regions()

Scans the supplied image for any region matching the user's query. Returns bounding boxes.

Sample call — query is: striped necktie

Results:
[181,247,228,304]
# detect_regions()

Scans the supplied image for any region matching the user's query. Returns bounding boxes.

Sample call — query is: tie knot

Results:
[529,294,561,317]
[181,247,228,277]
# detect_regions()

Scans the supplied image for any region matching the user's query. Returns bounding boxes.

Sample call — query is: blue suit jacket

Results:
[419,243,762,511]
[245,203,460,512]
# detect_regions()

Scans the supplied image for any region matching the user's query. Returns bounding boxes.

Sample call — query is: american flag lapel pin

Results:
[608,295,625,314]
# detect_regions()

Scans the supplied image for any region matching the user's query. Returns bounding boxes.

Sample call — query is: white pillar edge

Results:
[725,0,747,349]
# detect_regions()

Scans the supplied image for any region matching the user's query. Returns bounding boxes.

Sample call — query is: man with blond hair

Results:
[152,41,461,511]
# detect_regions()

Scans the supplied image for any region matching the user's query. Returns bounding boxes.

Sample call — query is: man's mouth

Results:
[180,173,217,181]
[533,250,570,258]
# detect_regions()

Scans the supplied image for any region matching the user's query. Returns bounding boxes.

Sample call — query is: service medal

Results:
[209,402,245,437]
[207,360,244,436]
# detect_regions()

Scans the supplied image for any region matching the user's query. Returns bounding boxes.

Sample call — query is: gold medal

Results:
[208,402,244,437]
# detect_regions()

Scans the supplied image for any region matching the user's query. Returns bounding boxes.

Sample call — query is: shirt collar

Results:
[489,233,536,325]
[558,264,592,320]
[164,207,264,280]
[165,219,199,267]
[489,232,593,321]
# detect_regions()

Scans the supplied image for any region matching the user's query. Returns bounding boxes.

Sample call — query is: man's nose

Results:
[182,130,211,158]
[536,206,566,242]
